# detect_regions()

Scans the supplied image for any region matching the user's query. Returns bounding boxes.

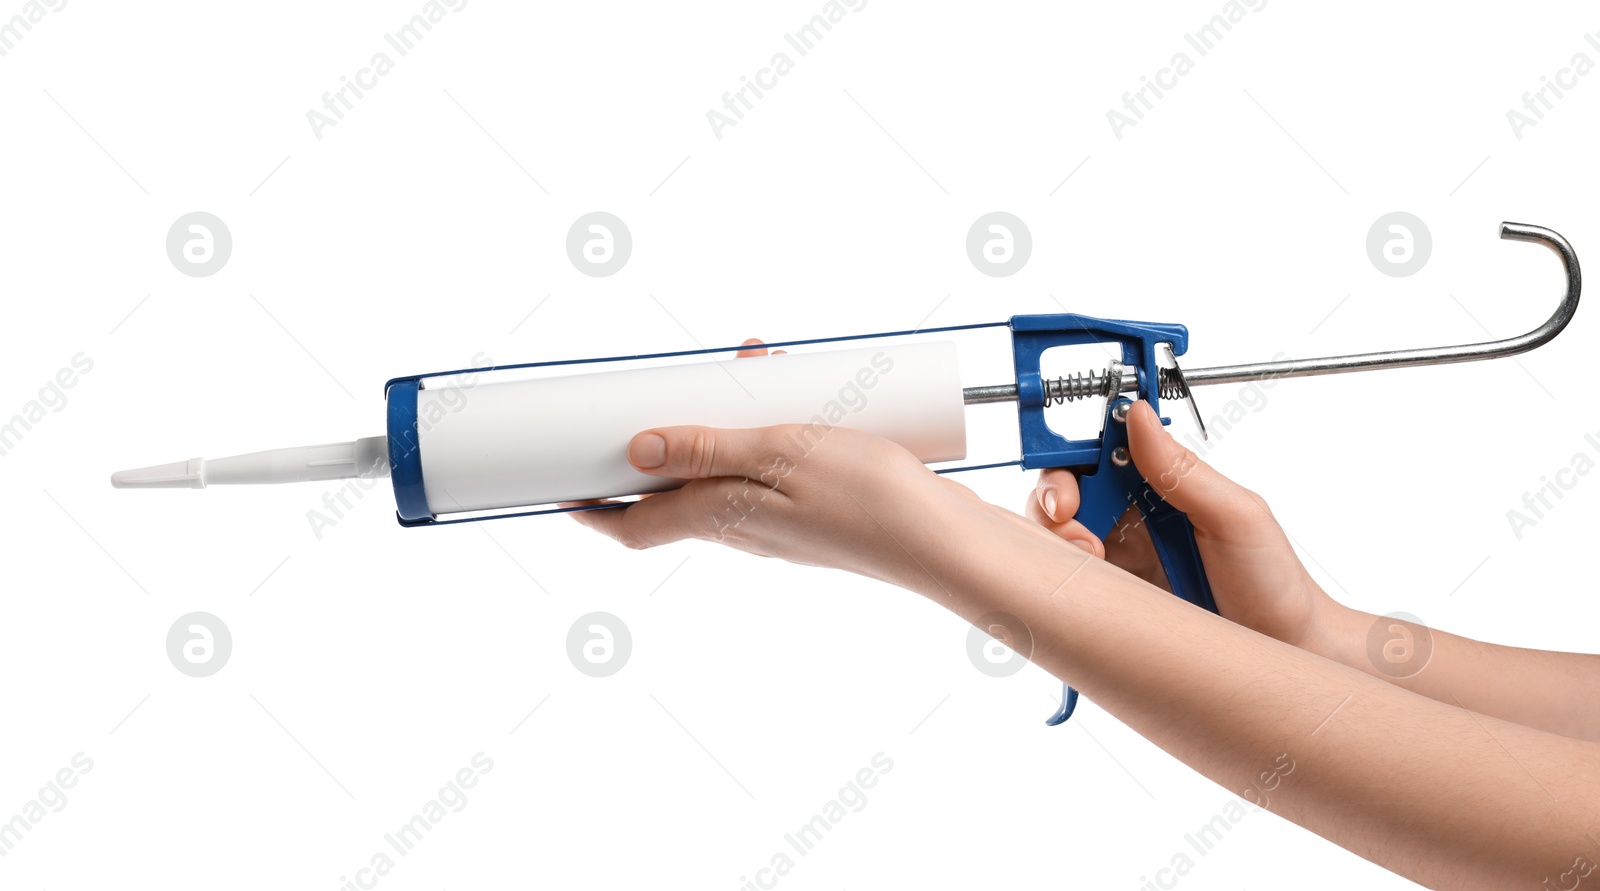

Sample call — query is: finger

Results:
[562,498,632,539]
[1047,516,1106,557]
[558,494,649,514]
[1024,473,1104,558]
[1102,502,1170,589]
[735,337,769,358]
[627,425,792,482]
[568,477,777,549]
[1125,401,1263,530]
[1033,467,1081,522]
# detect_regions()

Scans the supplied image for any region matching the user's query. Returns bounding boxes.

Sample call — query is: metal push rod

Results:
[963,222,1580,406]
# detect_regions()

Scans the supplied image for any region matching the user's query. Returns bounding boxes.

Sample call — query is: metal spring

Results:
[1043,369,1118,405]
[1158,366,1189,401]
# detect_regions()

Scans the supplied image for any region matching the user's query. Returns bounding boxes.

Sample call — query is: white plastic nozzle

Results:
[110,435,390,489]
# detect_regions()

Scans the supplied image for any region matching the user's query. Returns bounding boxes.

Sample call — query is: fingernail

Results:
[629,433,667,468]
[1039,486,1059,522]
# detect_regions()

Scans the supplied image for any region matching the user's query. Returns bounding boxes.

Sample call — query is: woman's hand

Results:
[1026,400,1345,654]
[568,337,1084,606]
[568,419,1050,596]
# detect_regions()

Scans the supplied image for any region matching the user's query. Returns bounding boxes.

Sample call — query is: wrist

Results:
[899,491,1081,618]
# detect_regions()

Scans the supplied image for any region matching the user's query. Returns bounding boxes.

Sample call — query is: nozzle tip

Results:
[110,459,206,489]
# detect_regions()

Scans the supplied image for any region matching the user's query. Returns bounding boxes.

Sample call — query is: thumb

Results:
[626,425,787,482]
[1125,401,1264,530]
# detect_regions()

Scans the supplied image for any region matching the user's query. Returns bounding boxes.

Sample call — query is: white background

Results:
[2,2,1596,888]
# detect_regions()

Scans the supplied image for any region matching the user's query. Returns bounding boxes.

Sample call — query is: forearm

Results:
[892,499,1600,890]
[1302,603,1600,742]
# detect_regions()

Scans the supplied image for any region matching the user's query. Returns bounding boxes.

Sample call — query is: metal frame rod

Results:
[963,222,1580,405]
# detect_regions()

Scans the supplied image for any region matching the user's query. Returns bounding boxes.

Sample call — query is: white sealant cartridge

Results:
[111,341,969,527]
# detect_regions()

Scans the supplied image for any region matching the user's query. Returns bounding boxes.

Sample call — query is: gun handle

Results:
[1044,417,1218,726]
[1136,481,1218,614]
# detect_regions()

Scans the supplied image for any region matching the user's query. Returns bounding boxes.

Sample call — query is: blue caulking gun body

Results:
[112,223,1581,726]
